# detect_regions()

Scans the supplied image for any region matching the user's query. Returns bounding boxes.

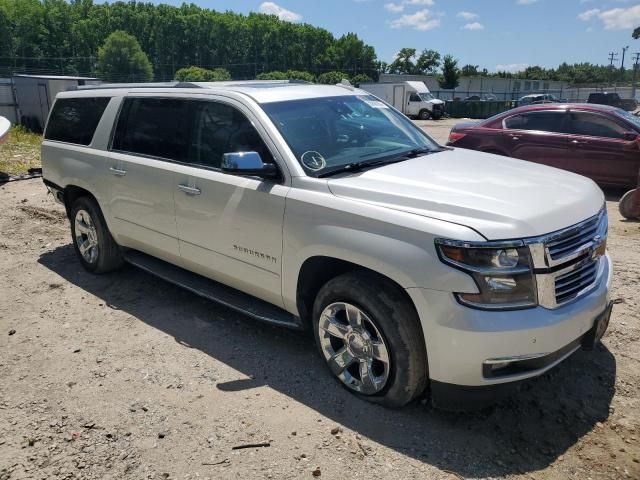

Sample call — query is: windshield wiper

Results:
[318,158,405,178]
[317,147,442,178]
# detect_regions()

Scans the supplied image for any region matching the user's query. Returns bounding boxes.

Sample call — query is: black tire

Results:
[69,196,123,273]
[418,109,431,120]
[619,189,640,219]
[312,271,428,407]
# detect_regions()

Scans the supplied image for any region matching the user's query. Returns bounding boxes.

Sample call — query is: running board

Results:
[124,250,303,330]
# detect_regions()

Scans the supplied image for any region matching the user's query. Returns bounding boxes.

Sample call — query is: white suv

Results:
[41,81,612,409]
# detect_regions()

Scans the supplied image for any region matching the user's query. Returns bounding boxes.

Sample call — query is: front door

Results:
[172,99,288,307]
[566,110,640,188]
[107,96,191,263]
[501,109,569,169]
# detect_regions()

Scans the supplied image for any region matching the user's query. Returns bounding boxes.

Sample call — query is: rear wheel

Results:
[70,196,123,273]
[312,272,428,407]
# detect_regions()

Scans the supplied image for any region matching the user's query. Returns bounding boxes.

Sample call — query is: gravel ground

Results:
[1,121,639,479]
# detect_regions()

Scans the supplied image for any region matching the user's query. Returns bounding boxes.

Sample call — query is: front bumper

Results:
[406,253,612,392]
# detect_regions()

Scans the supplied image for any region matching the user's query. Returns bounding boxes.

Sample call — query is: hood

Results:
[430,98,445,105]
[327,149,604,240]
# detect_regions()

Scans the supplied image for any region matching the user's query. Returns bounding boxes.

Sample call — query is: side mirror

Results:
[623,131,639,141]
[221,151,279,179]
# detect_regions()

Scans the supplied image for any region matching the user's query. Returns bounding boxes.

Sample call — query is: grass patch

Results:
[0,125,42,176]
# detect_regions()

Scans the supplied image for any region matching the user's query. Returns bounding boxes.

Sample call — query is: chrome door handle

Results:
[109,166,127,176]
[510,135,520,141]
[178,184,201,195]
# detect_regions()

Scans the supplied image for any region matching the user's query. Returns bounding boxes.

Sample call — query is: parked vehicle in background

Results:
[447,103,640,189]
[42,82,611,410]
[518,94,559,106]
[359,81,444,119]
[0,116,10,143]
[588,92,638,112]
[463,94,498,102]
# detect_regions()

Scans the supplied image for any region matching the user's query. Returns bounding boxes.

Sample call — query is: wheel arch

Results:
[295,255,422,332]
[63,185,98,218]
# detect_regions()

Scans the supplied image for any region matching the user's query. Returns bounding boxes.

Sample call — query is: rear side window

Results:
[112,98,191,162]
[44,97,110,145]
[504,111,568,134]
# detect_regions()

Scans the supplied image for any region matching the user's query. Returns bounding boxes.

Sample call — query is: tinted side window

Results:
[44,97,110,145]
[188,101,274,169]
[504,111,567,133]
[409,93,421,102]
[570,112,626,139]
[112,98,192,161]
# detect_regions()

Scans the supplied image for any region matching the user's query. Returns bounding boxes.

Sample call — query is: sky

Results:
[126,0,640,72]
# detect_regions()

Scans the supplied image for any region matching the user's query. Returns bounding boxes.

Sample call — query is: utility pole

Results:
[632,52,640,100]
[608,52,619,86]
[621,45,630,80]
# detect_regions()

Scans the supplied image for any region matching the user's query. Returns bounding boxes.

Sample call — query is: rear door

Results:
[501,110,570,168]
[565,110,640,188]
[107,96,192,264]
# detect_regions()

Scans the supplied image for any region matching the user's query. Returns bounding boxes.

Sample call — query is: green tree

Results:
[633,27,640,39]
[256,71,288,80]
[388,48,417,74]
[174,66,231,81]
[460,64,479,76]
[351,73,372,84]
[416,49,441,75]
[97,30,152,82]
[438,54,460,89]
[317,71,350,84]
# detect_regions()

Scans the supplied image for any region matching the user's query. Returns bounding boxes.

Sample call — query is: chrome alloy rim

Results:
[318,302,390,394]
[74,209,99,264]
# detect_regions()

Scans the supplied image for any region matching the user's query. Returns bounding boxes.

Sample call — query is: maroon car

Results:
[447,103,640,188]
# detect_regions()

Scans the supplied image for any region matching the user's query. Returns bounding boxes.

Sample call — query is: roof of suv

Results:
[64,80,362,104]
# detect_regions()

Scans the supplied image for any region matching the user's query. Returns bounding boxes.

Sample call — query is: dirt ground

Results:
[1,122,639,479]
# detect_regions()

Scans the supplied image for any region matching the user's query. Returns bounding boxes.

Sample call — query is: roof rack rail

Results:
[72,81,203,91]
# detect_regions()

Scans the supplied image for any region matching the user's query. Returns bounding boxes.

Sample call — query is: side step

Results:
[124,250,303,330]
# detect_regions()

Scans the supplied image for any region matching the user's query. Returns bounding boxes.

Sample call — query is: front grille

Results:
[546,213,602,261]
[554,258,598,305]
[528,208,608,309]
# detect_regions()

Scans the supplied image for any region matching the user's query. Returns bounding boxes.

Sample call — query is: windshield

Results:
[262,95,440,176]
[419,92,435,101]
[617,109,640,130]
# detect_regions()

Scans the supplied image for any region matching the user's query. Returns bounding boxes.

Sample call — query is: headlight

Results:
[435,239,537,310]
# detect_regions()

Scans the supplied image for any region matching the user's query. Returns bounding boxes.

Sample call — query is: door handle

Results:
[571,140,586,146]
[178,184,201,195]
[109,166,127,176]
[509,135,520,141]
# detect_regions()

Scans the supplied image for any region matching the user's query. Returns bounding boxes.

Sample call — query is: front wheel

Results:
[418,109,431,120]
[70,196,124,273]
[312,272,428,407]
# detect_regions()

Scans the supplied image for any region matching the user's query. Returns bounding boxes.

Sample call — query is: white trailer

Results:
[359,81,444,120]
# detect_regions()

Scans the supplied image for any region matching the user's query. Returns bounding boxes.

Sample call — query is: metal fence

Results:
[430,86,637,102]
[0,78,18,124]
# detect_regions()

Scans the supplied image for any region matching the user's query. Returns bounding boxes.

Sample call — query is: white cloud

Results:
[384,2,404,13]
[578,8,600,21]
[516,0,538,5]
[599,5,640,30]
[258,2,302,22]
[496,63,529,73]
[390,9,441,30]
[457,11,478,20]
[404,0,435,5]
[578,5,640,30]
[463,22,484,30]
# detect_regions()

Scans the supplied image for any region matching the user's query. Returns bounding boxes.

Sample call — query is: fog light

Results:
[490,361,512,371]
